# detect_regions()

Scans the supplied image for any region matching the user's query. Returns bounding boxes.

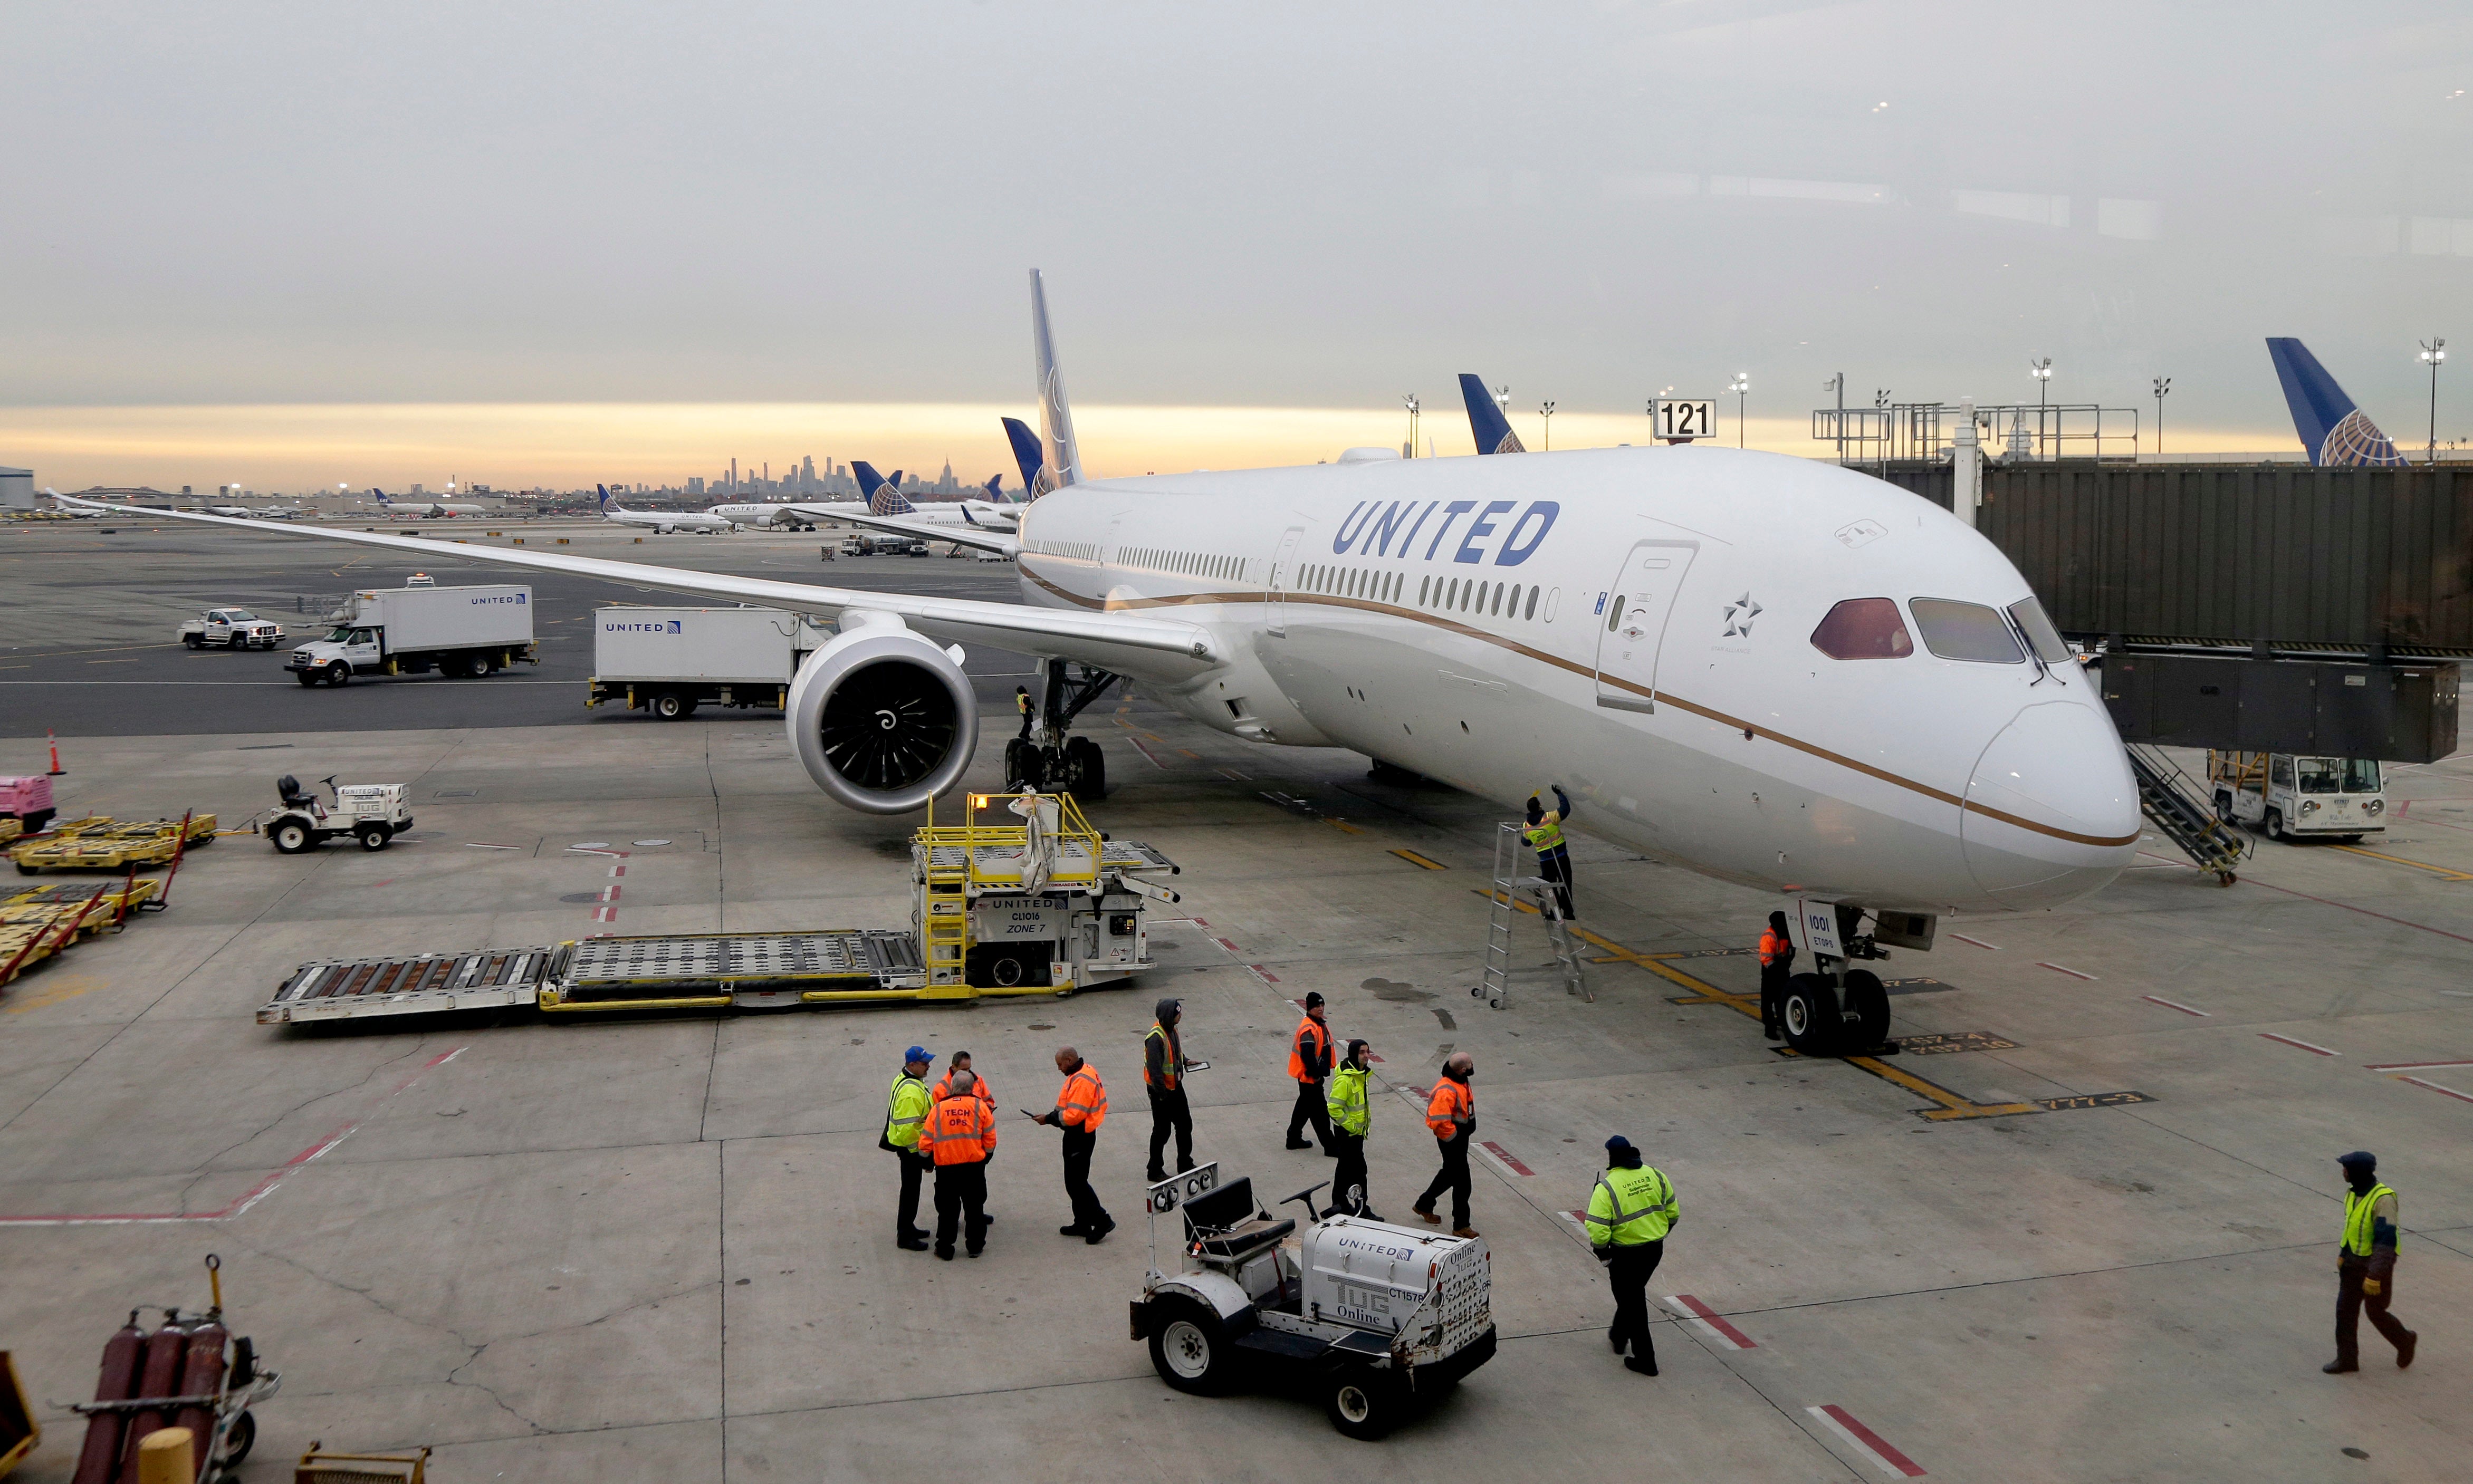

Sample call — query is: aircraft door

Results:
[1267,526,1305,637]
[1593,540,1699,712]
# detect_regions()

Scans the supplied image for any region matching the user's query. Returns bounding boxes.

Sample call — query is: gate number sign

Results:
[1653,399,1715,441]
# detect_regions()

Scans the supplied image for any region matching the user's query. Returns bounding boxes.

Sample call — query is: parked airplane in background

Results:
[373,488,490,517]
[70,268,2137,1057]
[598,486,739,534]
[2267,339,2410,467]
[206,504,254,518]
[1460,374,1528,455]
[253,506,303,520]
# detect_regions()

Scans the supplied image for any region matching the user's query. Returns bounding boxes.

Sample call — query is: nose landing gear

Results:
[1779,903,1908,1057]
[1003,660,1120,802]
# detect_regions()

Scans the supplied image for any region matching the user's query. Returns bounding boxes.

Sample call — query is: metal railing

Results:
[1815,402,2141,465]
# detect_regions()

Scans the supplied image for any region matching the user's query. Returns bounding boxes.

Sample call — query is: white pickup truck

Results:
[178,608,287,650]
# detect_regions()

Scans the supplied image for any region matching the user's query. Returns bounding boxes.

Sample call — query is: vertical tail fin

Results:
[1029,269,1084,490]
[2266,338,2406,466]
[1459,373,1526,454]
[854,462,916,515]
[371,488,390,504]
[982,474,1004,500]
[1001,415,1048,499]
[597,484,612,511]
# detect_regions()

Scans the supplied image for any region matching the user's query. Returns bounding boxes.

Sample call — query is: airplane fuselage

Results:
[1007,445,2137,917]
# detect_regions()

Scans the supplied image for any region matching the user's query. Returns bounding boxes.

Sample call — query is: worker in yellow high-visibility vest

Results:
[1584,1135,1679,1376]
[2326,1150,2417,1373]
[881,1047,935,1252]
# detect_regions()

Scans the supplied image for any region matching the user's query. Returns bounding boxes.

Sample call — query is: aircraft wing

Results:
[59,499,1204,677]
[833,509,1019,556]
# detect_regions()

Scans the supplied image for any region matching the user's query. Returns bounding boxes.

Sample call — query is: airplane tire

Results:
[1064,736,1105,800]
[1843,969,1891,1049]
[1780,975,1841,1056]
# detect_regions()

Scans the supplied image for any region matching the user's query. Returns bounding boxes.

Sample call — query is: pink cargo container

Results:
[0,775,55,833]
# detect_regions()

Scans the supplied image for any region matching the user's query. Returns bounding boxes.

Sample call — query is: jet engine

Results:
[785,612,979,814]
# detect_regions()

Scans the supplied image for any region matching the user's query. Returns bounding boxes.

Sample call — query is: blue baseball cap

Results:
[905,1046,934,1065]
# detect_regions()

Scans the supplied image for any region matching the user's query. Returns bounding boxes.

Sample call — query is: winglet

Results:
[1029,269,1084,490]
[2266,338,2407,467]
[1459,374,1526,455]
[1002,415,1048,500]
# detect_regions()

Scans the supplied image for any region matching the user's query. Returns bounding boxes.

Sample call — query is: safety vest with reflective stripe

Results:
[1057,1063,1108,1133]
[1523,818,1565,855]
[1585,1163,1677,1246]
[1759,927,1791,969]
[885,1073,931,1150]
[1328,1065,1371,1136]
[932,1070,995,1107]
[2343,1183,2397,1257]
[924,1093,996,1166]
[1144,1023,1183,1091]
[1289,1016,1331,1082]
[1426,1078,1473,1139]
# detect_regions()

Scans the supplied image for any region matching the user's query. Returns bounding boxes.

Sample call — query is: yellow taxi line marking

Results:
[1324,818,1365,835]
[2329,844,2473,882]
[3,979,106,1015]
[1388,849,1448,870]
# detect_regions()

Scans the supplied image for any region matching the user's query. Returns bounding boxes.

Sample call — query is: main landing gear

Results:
[1776,904,1905,1058]
[1003,659,1120,802]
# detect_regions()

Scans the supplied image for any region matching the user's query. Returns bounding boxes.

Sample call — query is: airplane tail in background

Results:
[855,462,916,515]
[371,488,391,504]
[982,474,1004,500]
[1459,373,1526,454]
[1028,269,1083,492]
[1002,415,1047,500]
[2266,338,2408,467]
[597,484,614,512]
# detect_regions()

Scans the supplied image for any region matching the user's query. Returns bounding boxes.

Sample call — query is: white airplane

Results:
[372,488,488,517]
[710,464,1019,539]
[252,506,303,520]
[63,270,2138,1053]
[598,486,739,534]
[206,505,254,518]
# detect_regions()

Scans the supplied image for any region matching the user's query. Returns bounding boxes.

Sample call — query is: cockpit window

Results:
[1911,598,2025,663]
[1809,599,1913,660]
[2006,598,2071,664]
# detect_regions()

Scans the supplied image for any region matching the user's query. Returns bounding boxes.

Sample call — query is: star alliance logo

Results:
[1723,593,1762,638]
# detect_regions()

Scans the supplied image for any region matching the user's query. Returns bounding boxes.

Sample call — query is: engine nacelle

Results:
[785,612,979,814]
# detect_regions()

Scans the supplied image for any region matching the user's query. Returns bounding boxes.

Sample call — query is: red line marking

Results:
[0,1045,468,1225]
[2362,1059,2473,1071]
[371,879,393,888]
[1478,1140,1533,1176]
[1213,937,1240,953]
[1811,1404,1928,1477]
[2259,1032,2337,1056]
[2241,879,2473,946]
[2397,1075,2473,1104]
[2143,995,2210,1017]
[1188,917,1210,928]
[1217,768,1251,781]
[1126,734,1168,769]
[1249,964,1280,984]
[1667,1294,1757,1349]
[1950,933,1999,950]
[2037,961,2097,980]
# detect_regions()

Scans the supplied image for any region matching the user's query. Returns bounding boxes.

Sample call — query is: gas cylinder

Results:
[117,1311,189,1484]
[69,1311,145,1484]
[169,1315,229,1479]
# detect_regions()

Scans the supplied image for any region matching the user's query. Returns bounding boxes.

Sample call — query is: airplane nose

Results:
[1960,699,2140,905]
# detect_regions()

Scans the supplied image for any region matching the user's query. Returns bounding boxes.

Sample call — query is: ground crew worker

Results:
[1758,910,1796,1042]
[883,1047,935,1251]
[1285,991,1336,1154]
[931,1050,998,1223]
[1325,1039,1379,1219]
[1030,1046,1115,1244]
[1585,1135,1679,1376]
[2326,1150,2418,1373]
[1015,685,1035,742]
[1144,997,1195,1183]
[1412,1053,1478,1237]
[1525,785,1575,920]
[924,1068,997,1260]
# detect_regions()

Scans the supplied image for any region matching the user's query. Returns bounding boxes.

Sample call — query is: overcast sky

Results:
[6,1,2470,482]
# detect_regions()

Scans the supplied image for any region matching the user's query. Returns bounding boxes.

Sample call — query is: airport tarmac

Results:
[1,528,2469,1482]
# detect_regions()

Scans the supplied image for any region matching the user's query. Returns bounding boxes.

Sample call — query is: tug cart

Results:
[1128,1163,1497,1439]
[262,775,414,853]
[256,792,1178,1024]
[12,815,215,875]
[63,1256,280,1483]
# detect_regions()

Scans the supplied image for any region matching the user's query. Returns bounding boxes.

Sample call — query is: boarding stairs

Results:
[2124,744,2247,885]
[1475,822,1589,1009]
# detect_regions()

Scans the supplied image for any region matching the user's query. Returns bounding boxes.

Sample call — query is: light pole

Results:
[2152,375,2171,456]
[1728,372,1750,449]
[1874,389,1891,474]
[2422,338,2447,466]
[1824,372,1845,462]
[1403,394,1420,458]
[2029,358,2053,458]
[1539,400,1556,451]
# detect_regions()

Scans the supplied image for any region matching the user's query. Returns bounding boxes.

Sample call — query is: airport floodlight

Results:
[1493,383,1510,413]
[1540,400,1556,452]
[2422,338,2447,465]
[1728,373,1750,448]
[2152,376,2171,456]
[1404,394,1421,458]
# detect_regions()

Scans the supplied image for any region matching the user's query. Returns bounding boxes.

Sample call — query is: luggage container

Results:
[586,605,830,719]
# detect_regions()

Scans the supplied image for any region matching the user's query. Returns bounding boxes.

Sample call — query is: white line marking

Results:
[2143,995,2210,1017]
[1807,1404,1927,1477]
[1950,933,1999,950]
[2259,1032,2337,1056]
[2037,961,2097,980]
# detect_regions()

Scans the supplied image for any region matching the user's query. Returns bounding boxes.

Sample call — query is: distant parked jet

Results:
[2267,339,2409,467]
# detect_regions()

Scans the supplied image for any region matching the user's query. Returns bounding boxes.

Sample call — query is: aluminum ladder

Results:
[1475,822,1589,1009]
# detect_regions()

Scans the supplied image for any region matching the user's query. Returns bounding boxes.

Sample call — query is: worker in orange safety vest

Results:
[924,1068,998,1260]
[1030,1046,1115,1244]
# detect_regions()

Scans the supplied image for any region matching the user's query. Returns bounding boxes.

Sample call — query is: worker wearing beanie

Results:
[1285,991,1336,1154]
[2326,1150,2418,1373]
[1584,1135,1679,1376]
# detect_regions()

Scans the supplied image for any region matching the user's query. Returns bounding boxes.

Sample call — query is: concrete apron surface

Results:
[0,707,2468,1483]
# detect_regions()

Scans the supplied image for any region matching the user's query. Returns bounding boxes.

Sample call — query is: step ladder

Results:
[1475,821,1589,1009]
[2124,744,2247,885]
[922,852,970,986]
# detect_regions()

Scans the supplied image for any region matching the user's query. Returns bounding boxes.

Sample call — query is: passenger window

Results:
[1607,595,1625,632]
[1490,583,1503,616]
[2007,598,2072,663]
[1420,576,1430,604]
[1809,599,1914,660]
[1525,587,1539,621]
[1910,599,2024,663]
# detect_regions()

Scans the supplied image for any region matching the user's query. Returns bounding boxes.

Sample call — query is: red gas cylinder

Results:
[170,1316,229,1479]
[69,1312,145,1484]
[116,1312,189,1484]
